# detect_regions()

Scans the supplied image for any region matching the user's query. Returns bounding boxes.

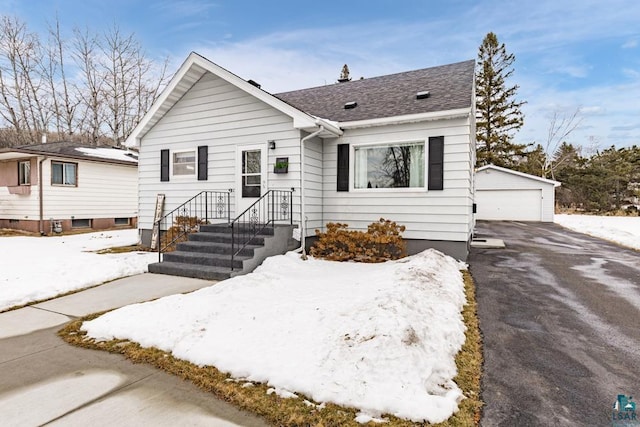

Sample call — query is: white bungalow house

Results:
[0,141,138,234]
[127,53,476,278]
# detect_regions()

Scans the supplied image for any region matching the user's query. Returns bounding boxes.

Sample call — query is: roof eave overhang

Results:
[338,107,472,129]
[0,149,32,161]
[0,148,137,166]
[477,164,561,187]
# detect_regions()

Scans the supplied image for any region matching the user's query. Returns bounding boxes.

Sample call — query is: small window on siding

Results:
[173,150,196,176]
[51,161,77,186]
[18,161,30,185]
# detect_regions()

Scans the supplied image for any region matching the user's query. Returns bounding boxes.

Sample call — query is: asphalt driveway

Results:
[470,221,640,426]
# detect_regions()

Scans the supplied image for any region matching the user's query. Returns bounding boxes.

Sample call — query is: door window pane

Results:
[243,150,261,174]
[241,149,261,198]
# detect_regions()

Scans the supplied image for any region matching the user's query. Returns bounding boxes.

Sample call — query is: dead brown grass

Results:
[0,228,38,237]
[59,271,482,426]
[94,244,152,254]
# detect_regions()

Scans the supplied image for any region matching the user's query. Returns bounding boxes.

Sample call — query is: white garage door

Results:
[476,189,542,221]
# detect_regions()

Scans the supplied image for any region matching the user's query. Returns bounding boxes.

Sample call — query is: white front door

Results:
[236,144,267,215]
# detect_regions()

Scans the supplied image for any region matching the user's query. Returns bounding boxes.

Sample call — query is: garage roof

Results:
[477,165,561,187]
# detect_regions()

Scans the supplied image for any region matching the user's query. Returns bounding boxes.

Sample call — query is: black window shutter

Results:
[337,144,349,192]
[160,149,169,182]
[197,145,208,181]
[428,136,444,190]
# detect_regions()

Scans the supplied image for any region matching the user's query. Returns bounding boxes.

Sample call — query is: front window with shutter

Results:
[354,142,425,189]
[172,150,196,176]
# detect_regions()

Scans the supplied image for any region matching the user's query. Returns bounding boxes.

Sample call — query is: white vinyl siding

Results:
[322,117,474,242]
[43,159,137,219]
[303,135,323,232]
[138,72,303,229]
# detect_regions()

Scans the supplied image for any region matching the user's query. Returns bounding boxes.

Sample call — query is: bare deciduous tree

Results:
[0,14,168,147]
[542,108,582,179]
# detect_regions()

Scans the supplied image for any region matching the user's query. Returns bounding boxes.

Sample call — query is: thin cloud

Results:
[622,39,638,49]
[153,0,217,18]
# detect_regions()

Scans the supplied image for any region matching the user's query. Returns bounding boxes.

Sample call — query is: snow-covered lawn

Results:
[83,250,468,424]
[555,214,640,250]
[0,229,156,311]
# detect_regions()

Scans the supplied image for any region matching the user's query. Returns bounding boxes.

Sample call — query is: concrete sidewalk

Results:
[0,273,268,426]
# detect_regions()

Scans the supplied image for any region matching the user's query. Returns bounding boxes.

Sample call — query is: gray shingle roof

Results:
[275,59,475,123]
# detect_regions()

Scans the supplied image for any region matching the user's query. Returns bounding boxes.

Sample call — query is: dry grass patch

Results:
[0,228,38,237]
[94,244,151,254]
[59,271,482,426]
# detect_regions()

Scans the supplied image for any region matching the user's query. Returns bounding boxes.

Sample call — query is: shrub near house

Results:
[311,218,407,262]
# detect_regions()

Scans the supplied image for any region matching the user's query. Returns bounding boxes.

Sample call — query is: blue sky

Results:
[2,0,640,151]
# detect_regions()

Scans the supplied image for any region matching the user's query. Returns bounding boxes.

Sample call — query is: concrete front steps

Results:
[148,223,297,280]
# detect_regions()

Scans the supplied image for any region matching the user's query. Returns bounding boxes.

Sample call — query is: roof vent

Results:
[247,79,261,89]
[416,90,430,100]
[344,101,358,109]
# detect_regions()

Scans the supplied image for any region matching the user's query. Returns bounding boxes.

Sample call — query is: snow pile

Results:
[0,230,156,311]
[83,250,468,423]
[555,214,640,250]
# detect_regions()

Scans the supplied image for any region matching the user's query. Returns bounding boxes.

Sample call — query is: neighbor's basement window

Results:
[114,217,130,226]
[71,218,91,228]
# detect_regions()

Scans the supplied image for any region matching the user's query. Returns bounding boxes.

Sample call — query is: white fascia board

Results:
[477,164,562,187]
[125,52,206,146]
[126,52,341,145]
[338,107,471,129]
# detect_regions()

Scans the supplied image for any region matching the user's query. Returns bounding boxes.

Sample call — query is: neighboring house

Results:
[0,141,138,234]
[127,52,476,262]
[475,165,561,222]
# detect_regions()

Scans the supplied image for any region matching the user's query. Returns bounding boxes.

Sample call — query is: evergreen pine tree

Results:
[476,32,527,167]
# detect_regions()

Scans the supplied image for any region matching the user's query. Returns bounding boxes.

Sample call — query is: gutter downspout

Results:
[38,156,48,235]
[298,124,325,259]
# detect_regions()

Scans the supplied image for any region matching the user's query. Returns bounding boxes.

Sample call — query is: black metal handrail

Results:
[230,189,294,271]
[156,190,231,261]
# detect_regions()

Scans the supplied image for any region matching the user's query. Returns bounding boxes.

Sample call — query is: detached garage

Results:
[475,165,561,222]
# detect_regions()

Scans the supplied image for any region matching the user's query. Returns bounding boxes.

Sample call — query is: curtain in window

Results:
[52,163,63,184]
[354,147,368,188]
[64,163,76,185]
[409,144,424,187]
[19,162,30,185]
